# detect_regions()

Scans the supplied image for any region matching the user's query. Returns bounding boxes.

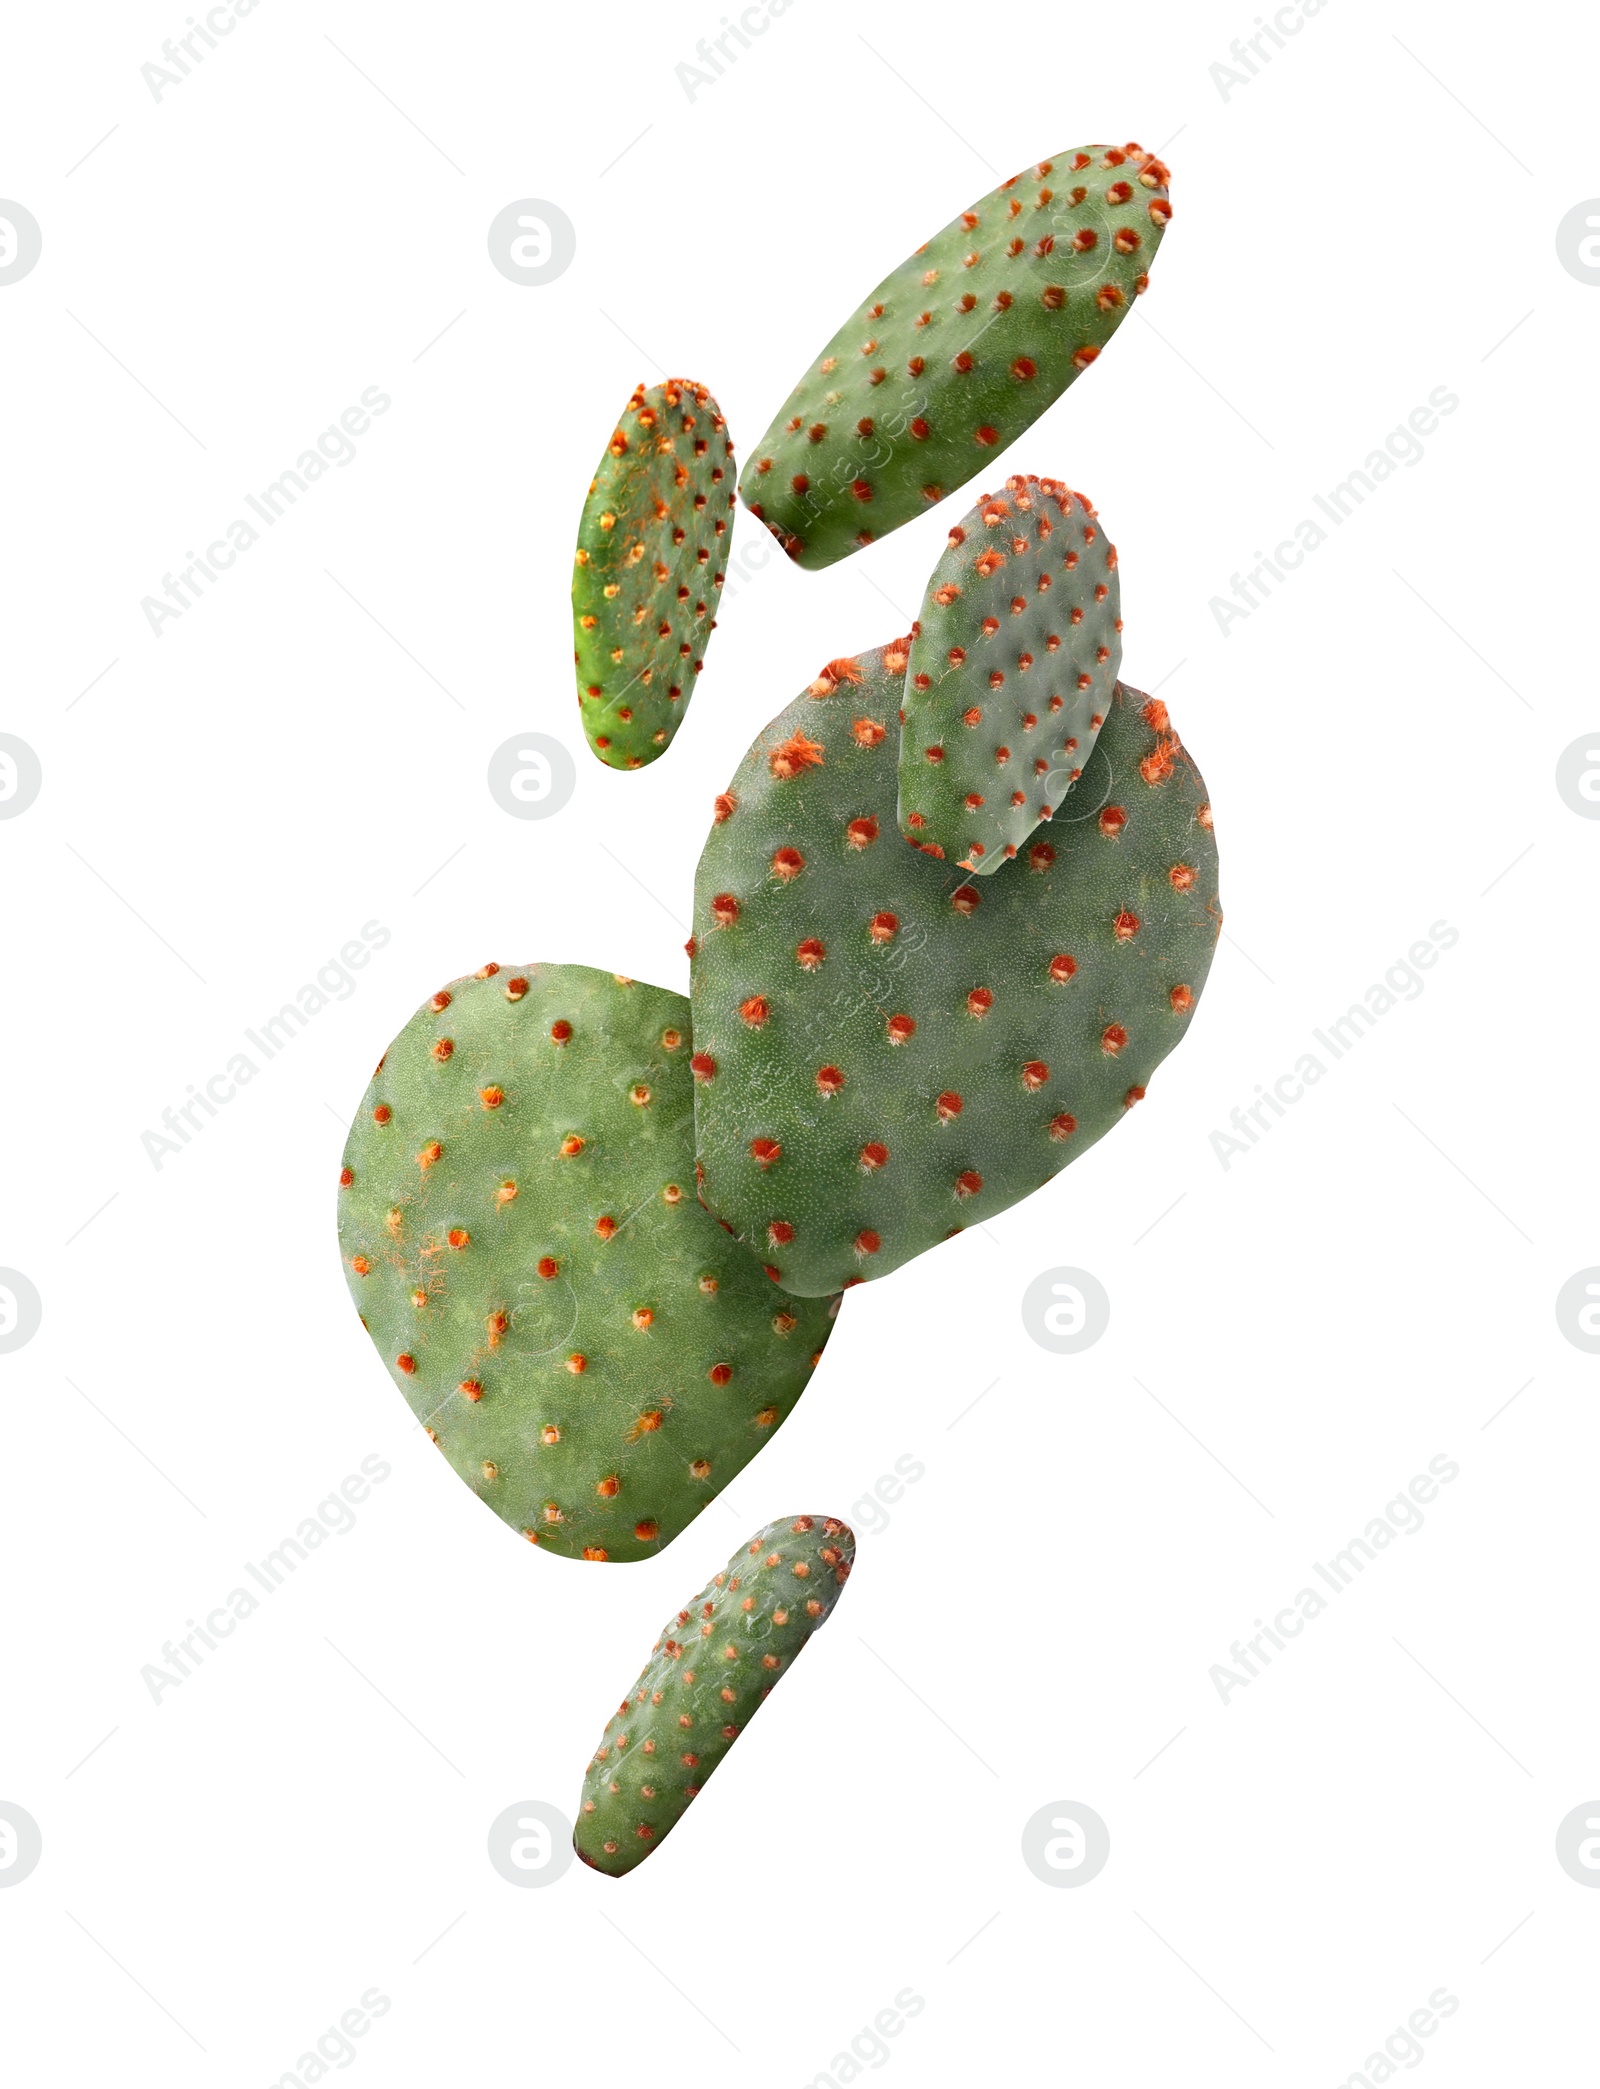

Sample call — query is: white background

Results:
[2,1,1596,2082]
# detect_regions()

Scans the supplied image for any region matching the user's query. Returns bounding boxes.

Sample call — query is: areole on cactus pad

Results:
[573,379,737,769]
[899,474,1122,872]
[337,964,839,1561]
[738,145,1170,569]
[688,645,1220,1296]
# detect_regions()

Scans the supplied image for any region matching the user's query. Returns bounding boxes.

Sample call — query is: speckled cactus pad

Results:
[574,1515,854,1876]
[337,964,838,1561]
[573,380,737,768]
[738,145,1169,569]
[689,650,1219,1295]
[899,475,1121,872]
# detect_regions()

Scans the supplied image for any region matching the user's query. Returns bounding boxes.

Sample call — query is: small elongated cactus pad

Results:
[573,380,737,768]
[738,145,1169,569]
[899,475,1121,872]
[338,964,838,1560]
[574,1514,854,1875]
[689,647,1219,1295]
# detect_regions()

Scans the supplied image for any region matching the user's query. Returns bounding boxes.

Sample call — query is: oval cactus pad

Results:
[690,648,1220,1295]
[899,474,1121,872]
[573,380,737,768]
[338,963,839,1560]
[739,145,1170,568]
[575,1514,854,1876]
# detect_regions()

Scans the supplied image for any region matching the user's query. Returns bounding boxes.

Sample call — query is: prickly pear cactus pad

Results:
[573,380,737,768]
[337,964,838,1561]
[738,146,1169,569]
[689,649,1219,1295]
[899,475,1121,872]
[574,1515,855,1876]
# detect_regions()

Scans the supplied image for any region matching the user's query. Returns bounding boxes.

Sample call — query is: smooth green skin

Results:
[738,145,1169,569]
[690,651,1220,1295]
[574,1515,854,1876]
[337,964,839,1561]
[573,380,737,769]
[900,475,1121,872]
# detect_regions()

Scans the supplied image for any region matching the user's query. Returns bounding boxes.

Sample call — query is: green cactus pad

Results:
[689,649,1219,1295]
[899,475,1121,872]
[574,1514,854,1876]
[738,145,1170,570]
[337,963,839,1560]
[573,380,737,769]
